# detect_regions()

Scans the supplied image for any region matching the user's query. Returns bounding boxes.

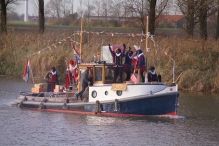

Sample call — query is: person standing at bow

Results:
[109,44,126,83]
[148,66,158,82]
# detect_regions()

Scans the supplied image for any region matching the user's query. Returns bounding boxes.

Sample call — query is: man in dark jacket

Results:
[148,66,158,82]
[75,68,91,100]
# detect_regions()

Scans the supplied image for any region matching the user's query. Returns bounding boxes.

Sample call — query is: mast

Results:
[80,15,83,62]
[145,16,149,82]
[146,16,149,70]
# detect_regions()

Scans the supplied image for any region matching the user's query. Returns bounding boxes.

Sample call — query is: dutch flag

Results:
[23,57,30,83]
[72,44,81,63]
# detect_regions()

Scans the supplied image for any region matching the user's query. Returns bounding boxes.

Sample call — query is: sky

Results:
[15,0,80,16]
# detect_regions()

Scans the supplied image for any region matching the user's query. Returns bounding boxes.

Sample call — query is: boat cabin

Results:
[77,62,118,91]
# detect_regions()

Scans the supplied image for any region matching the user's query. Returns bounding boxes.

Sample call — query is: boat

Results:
[13,16,179,116]
[13,60,179,116]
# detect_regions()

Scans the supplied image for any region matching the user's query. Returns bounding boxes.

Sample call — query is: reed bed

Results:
[0,29,219,92]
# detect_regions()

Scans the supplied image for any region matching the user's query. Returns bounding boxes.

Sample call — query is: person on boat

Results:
[45,66,58,92]
[45,72,52,92]
[51,66,58,91]
[75,68,92,100]
[54,67,59,85]
[65,59,77,89]
[109,44,126,83]
[123,46,134,81]
[135,49,146,82]
[147,66,158,82]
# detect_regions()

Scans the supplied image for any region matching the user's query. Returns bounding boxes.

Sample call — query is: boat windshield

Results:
[105,67,114,82]
[95,67,102,81]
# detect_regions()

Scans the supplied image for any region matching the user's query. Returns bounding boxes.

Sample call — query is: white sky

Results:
[15,0,80,16]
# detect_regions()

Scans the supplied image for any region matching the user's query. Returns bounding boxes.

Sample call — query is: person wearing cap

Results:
[123,46,134,81]
[109,44,126,83]
[135,49,146,82]
[148,66,158,82]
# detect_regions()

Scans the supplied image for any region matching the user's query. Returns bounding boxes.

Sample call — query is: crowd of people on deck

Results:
[44,43,160,97]
[108,43,159,83]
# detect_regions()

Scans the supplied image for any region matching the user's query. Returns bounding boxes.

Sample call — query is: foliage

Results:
[0,28,219,92]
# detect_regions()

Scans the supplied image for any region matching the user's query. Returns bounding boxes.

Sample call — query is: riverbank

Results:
[0,27,219,92]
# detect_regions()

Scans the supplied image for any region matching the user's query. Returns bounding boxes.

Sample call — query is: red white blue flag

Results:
[72,44,81,62]
[22,57,30,83]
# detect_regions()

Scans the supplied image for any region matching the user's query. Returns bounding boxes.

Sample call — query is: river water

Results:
[0,76,219,146]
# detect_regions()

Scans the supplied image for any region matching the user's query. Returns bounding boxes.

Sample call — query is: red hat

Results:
[69,59,74,65]
[52,66,55,69]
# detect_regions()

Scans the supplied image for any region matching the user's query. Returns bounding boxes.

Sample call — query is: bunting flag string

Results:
[27,31,147,57]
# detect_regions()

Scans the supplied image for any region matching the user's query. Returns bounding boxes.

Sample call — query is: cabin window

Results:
[92,91,97,98]
[95,68,102,81]
[116,90,122,96]
[105,68,114,81]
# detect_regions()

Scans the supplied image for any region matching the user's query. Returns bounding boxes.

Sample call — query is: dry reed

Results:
[0,29,219,92]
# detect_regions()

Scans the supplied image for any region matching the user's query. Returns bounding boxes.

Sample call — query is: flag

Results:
[23,57,30,83]
[72,44,81,63]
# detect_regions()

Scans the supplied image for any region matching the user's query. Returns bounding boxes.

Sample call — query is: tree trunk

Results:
[186,0,195,37]
[215,0,219,40]
[38,0,45,34]
[199,0,208,40]
[149,0,156,35]
[1,0,7,33]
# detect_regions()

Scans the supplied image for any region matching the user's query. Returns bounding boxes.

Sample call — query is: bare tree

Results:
[39,0,44,34]
[67,0,74,14]
[111,0,124,25]
[100,0,114,27]
[177,0,198,37]
[0,0,19,33]
[83,0,95,19]
[45,0,62,23]
[198,0,217,40]
[77,0,84,17]
[126,0,147,32]
[148,0,156,35]
[126,0,168,34]
[93,0,101,23]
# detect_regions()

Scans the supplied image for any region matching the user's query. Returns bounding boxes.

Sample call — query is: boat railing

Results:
[19,91,75,98]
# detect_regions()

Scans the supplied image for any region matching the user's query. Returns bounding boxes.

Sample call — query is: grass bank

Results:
[0,27,219,92]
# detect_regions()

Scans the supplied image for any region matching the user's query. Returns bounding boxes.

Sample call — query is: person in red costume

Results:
[65,60,77,89]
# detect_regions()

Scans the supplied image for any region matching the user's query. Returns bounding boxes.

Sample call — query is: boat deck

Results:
[17,89,89,103]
